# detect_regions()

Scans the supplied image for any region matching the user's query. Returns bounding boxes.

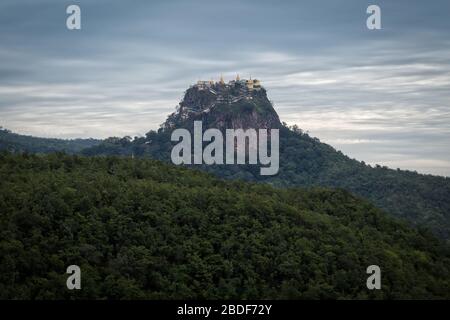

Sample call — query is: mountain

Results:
[1,153,449,299]
[0,127,101,154]
[162,79,281,131]
[82,79,450,242]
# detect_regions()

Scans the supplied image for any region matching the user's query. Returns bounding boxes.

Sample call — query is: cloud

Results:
[0,0,450,176]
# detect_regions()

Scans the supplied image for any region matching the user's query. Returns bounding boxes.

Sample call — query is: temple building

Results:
[195,75,261,91]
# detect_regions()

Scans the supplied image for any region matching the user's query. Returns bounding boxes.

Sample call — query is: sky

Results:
[1,0,450,176]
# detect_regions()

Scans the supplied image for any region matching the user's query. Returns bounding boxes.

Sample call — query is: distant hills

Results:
[1,153,449,299]
[1,81,450,243]
[0,127,101,154]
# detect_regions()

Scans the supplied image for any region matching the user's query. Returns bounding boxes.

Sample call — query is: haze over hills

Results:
[0,127,101,154]
[1,79,450,242]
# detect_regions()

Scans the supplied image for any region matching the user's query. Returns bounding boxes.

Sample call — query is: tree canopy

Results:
[1,153,449,299]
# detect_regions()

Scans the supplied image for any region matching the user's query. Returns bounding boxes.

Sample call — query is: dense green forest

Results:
[1,153,449,299]
[82,125,450,243]
[3,114,450,244]
[0,127,101,154]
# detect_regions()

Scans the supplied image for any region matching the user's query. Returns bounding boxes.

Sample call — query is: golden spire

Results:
[220,74,225,84]
[236,74,240,81]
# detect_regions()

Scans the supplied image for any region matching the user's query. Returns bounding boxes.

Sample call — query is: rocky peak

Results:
[162,78,281,131]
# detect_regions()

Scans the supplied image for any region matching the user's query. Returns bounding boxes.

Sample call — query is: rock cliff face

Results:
[162,80,281,132]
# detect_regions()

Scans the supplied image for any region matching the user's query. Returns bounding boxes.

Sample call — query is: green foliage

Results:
[1,153,449,299]
[84,125,450,242]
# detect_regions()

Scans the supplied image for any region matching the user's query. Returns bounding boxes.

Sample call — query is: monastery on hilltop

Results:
[170,75,267,122]
[195,74,262,92]
[163,75,278,129]
[187,75,263,109]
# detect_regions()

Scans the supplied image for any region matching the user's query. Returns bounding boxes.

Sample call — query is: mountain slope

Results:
[0,153,449,299]
[82,84,450,242]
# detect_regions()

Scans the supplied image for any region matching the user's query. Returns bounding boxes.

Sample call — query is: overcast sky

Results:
[1,0,450,176]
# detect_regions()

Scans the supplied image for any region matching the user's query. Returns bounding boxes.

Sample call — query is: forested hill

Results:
[0,153,449,299]
[2,83,450,243]
[77,83,450,243]
[0,127,101,154]
[82,124,450,243]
